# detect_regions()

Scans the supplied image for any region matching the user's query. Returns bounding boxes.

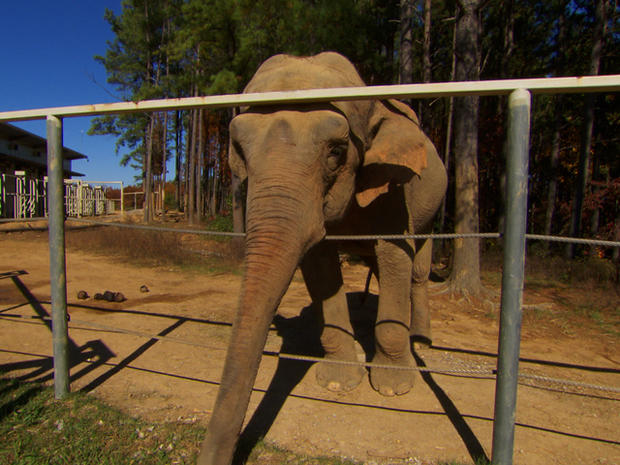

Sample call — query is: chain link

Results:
[5,217,619,248]
[2,312,618,395]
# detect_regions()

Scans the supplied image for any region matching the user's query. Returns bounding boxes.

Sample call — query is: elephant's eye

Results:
[326,144,347,171]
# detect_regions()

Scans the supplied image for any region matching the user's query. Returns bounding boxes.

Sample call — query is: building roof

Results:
[0,122,87,177]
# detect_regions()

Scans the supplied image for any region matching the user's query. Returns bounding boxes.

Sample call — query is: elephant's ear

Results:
[228,137,247,182]
[355,100,428,208]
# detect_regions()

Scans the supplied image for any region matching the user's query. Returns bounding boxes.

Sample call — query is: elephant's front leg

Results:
[410,237,433,349]
[302,242,365,392]
[371,239,415,396]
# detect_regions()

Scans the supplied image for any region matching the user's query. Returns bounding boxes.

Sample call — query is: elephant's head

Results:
[198,52,430,465]
[232,52,429,251]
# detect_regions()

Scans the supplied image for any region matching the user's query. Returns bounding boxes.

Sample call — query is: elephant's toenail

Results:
[327,381,342,391]
[380,386,395,397]
[395,383,412,395]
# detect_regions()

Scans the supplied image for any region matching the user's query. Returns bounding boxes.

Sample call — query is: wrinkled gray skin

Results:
[198,52,447,465]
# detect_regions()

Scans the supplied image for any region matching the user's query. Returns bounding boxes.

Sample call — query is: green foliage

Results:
[0,376,203,464]
[204,212,234,233]
[91,0,619,253]
[208,69,239,95]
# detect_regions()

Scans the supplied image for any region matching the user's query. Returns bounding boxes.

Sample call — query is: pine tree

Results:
[450,0,483,295]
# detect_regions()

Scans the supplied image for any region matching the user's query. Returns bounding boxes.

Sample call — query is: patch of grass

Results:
[0,376,204,465]
[480,246,620,338]
[245,439,361,465]
[568,300,620,337]
[0,376,365,465]
[482,243,618,289]
[524,251,617,289]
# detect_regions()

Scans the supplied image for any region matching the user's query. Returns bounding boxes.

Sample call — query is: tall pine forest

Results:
[90,0,619,274]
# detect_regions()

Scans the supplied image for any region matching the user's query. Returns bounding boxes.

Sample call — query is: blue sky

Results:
[1,0,152,186]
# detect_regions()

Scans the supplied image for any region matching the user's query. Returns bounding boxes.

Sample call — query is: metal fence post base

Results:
[47,114,70,399]
[491,89,531,465]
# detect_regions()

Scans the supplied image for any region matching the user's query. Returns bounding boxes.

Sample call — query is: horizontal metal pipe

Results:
[1,75,619,122]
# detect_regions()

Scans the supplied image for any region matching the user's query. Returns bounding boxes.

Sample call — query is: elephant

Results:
[198,52,447,465]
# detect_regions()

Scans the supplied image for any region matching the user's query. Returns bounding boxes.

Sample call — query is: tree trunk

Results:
[543,107,561,251]
[142,0,154,224]
[144,116,155,223]
[219,180,227,215]
[439,13,457,239]
[231,108,245,256]
[161,111,168,210]
[197,109,205,223]
[231,174,245,258]
[495,0,514,117]
[450,0,482,295]
[589,139,602,256]
[566,93,596,258]
[543,6,567,252]
[613,210,620,276]
[494,0,515,236]
[566,0,606,258]
[399,0,414,88]
[423,0,432,84]
[188,108,197,224]
[420,0,432,130]
[211,159,219,217]
[184,111,191,215]
[175,110,182,210]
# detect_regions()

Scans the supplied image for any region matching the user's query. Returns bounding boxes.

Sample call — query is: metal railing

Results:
[63,180,123,217]
[2,76,619,122]
[1,74,619,465]
[0,174,122,219]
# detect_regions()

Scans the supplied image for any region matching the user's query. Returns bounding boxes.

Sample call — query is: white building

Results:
[0,122,86,218]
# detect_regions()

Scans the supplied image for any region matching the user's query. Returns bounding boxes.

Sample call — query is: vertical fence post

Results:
[120,181,124,216]
[491,89,531,465]
[46,114,70,399]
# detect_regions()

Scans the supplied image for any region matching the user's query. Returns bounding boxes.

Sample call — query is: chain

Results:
[2,312,618,395]
[516,372,620,393]
[276,352,496,377]
[5,217,620,248]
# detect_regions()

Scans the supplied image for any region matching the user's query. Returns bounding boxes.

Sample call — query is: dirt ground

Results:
[1,225,618,465]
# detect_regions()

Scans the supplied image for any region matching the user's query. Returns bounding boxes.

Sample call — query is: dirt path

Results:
[1,231,618,464]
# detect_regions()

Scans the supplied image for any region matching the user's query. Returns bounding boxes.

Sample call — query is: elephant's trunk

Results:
[198,178,322,465]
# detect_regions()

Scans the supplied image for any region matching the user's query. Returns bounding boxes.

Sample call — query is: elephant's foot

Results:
[369,350,415,397]
[316,347,365,392]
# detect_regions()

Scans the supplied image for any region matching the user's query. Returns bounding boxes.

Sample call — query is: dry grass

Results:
[65,225,243,274]
[480,244,619,338]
